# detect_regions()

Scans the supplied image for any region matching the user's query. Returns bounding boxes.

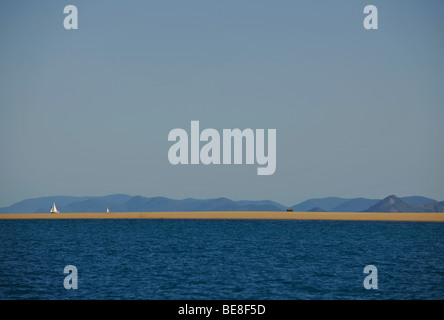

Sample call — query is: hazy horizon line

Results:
[1,193,441,209]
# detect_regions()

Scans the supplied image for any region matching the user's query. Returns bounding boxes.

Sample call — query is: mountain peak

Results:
[386,195,402,205]
[365,195,422,213]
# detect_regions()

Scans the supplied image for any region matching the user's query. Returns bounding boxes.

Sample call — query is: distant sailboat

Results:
[106,208,110,213]
[50,202,59,214]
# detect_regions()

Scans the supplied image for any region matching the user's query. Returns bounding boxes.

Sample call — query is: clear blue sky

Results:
[1,0,443,207]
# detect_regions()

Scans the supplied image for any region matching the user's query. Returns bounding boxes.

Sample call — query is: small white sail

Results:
[106,208,109,213]
[50,202,59,213]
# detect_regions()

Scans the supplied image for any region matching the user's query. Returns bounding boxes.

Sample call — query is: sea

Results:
[0,219,443,300]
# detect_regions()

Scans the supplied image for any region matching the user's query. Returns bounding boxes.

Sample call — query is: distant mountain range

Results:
[364,195,444,213]
[0,194,442,214]
[289,195,442,213]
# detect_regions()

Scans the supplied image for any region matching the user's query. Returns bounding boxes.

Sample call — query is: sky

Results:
[0,0,443,207]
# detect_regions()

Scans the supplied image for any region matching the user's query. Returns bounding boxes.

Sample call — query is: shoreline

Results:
[0,211,443,222]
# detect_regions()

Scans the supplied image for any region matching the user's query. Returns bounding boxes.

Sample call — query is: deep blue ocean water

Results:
[0,219,443,300]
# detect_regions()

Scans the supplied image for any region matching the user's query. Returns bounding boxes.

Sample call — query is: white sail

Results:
[107,208,109,213]
[50,202,59,213]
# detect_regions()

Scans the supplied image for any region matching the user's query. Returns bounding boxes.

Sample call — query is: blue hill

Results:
[332,198,380,212]
[401,196,437,206]
[290,197,350,212]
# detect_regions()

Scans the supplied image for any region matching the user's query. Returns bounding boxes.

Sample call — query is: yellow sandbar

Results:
[0,211,443,222]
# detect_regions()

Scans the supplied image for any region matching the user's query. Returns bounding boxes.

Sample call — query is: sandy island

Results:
[0,211,443,222]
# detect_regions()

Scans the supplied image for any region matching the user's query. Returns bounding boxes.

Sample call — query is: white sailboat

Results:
[50,202,59,214]
[106,208,110,213]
